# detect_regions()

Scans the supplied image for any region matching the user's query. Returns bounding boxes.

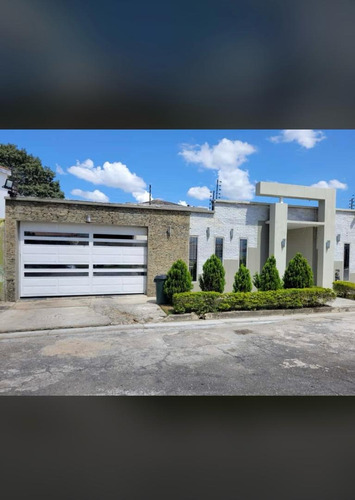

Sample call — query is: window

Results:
[189,236,198,281]
[344,243,350,281]
[239,239,248,267]
[215,237,223,261]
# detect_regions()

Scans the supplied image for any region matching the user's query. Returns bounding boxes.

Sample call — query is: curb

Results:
[0,304,355,337]
[160,304,355,322]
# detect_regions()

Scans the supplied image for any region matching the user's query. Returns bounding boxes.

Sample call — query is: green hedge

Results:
[333,281,355,299]
[173,288,336,315]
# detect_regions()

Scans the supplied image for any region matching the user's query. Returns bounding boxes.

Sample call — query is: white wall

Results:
[190,202,269,278]
[335,210,355,277]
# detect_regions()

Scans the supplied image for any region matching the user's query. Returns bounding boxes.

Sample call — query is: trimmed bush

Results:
[233,264,252,293]
[283,252,314,288]
[199,254,226,293]
[173,291,221,315]
[163,259,192,304]
[257,255,283,291]
[173,288,336,315]
[333,280,355,299]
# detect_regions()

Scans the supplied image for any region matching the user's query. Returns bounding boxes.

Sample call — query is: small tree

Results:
[258,255,283,291]
[163,259,193,304]
[199,254,226,293]
[233,264,252,293]
[253,272,262,291]
[283,252,314,289]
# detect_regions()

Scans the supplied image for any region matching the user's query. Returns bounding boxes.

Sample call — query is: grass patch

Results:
[159,304,174,315]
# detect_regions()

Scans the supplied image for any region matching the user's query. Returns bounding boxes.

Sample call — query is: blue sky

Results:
[0,130,353,209]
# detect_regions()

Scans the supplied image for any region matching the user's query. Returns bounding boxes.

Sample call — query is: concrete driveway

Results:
[0,295,166,333]
[0,310,354,395]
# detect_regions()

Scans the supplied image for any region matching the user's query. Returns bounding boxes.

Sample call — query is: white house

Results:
[0,166,11,219]
[189,182,355,291]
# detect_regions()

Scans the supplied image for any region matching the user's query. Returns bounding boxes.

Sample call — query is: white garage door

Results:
[20,222,147,297]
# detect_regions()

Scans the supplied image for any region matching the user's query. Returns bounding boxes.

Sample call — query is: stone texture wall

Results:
[5,198,192,300]
[288,206,318,221]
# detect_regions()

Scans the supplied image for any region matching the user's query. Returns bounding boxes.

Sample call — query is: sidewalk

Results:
[0,295,166,333]
[0,295,354,335]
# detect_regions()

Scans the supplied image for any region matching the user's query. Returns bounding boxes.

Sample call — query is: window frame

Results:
[189,235,198,282]
[344,242,350,281]
[239,237,248,268]
[215,236,224,262]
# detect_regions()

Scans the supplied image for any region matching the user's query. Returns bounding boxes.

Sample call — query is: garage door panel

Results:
[92,282,146,294]
[22,245,90,256]
[20,223,147,297]
[91,247,146,258]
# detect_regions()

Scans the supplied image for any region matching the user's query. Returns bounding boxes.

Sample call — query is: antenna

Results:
[209,190,215,210]
[216,178,222,199]
[209,178,222,210]
[149,184,152,205]
[349,194,355,210]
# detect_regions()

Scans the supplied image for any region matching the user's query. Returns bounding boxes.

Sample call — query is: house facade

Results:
[2,181,355,302]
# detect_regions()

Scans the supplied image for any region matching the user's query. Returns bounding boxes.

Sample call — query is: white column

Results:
[269,203,288,279]
[317,192,336,288]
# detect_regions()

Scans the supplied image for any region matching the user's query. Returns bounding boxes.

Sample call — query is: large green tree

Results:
[0,143,64,198]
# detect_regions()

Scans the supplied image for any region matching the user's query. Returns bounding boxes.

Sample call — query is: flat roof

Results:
[6,196,352,214]
[5,196,210,214]
[215,199,352,212]
[215,199,318,210]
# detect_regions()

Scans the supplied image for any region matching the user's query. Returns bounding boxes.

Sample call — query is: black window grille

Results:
[215,237,223,261]
[189,237,198,281]
[239,239,248,267]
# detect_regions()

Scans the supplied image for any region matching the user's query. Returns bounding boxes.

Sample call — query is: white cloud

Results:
[181,138,256,200]
[187,186,211,200]
[56,164,66,175]
[219,168,255,200]
[311,179,348,190]
[269,130,326,149]
[68,158,146,192]
[178,200,188,206]
[132,190,150,203]
[180,138,256,170]
[71,188,109,203]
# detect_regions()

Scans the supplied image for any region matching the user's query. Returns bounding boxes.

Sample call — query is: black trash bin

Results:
[154,274,168,305]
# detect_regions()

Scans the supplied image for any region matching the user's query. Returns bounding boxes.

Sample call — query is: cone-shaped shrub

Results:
[253,272,262,291]
[163,259,193,304]
[283,252,314,289]
[258,255,283,291]
[233,264,252,293]
[199,254,226,293]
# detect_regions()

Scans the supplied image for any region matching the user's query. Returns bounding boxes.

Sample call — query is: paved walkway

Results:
[0,295,354,335]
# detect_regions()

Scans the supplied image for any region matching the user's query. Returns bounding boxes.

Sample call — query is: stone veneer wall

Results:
[4,198,192,301]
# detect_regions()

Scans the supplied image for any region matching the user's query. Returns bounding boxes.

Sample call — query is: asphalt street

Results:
[0,311,354,395]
